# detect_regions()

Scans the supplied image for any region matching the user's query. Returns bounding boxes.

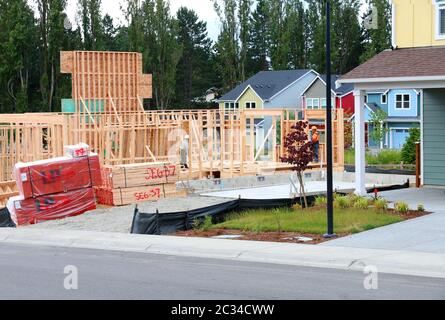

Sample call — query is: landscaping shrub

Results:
[345,149,402,165]
[347,193,360,205]
[417,204,425,212]
[374,198,388,211]
[395,202,410,214]
[314,196,327,206]
[193,215,213,231]
[401,128,420,164]
[335,195,352,209]
[354,197,370,210]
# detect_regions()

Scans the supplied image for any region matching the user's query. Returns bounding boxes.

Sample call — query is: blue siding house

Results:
[353,89,421,149]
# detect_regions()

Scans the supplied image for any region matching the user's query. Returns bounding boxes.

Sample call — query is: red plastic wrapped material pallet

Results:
[14,154,102,199]
[7,188,96,226]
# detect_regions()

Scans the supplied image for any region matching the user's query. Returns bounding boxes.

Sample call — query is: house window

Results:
[307,98,314,109]
[364,95,368,104]
[225,103,230,110]
[246,102,256,109]
[436,1,445,39]
[320,98,335,109]
[395,94,411,109]
[235,103,239,109]
[313,98,320,109]
[381,94,387,104]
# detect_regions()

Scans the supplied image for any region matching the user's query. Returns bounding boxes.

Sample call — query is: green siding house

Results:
[338,46,445,192]
[218,70,318,112]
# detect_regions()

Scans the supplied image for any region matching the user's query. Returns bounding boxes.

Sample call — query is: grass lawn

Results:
[344,149,402,165]
[212,207,404,235]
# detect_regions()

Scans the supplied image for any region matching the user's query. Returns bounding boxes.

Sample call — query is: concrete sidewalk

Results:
[323,188,445,253]
[1,227,445,279]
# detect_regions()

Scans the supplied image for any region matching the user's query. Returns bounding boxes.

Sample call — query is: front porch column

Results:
[354,89,366,195]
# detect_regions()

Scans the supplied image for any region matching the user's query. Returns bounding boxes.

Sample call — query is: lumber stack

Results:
[95,162,181,206]
[0,181,19,209]
[7,144,101,226]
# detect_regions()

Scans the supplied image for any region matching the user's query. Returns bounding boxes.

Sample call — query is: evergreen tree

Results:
[213,0,240,91]
[77,0,104,50]
[141,0,182,109]
[175,7,212,108]
[247,0,270,74]
[102,14,116,50]
[267,0,285,70]
[337,1,363,74]
[361,0,392,63]
[0,0,37,113]
[37,0,68,112]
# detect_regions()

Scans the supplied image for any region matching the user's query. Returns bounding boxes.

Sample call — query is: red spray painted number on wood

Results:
[144,165,176,181]
[134,188,161,201]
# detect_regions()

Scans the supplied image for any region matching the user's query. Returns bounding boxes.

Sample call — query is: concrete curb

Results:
[1,228,445,279]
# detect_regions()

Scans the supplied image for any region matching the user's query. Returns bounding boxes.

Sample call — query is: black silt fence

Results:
[0,207,16,228]
[131,196,317,235]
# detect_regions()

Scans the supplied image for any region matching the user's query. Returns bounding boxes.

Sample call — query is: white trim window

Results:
[307,98,318,109]
[381,93,387,104]
[245,101,256,109]
[395,94,411,109]
[436,1,445,40]
[320,98,335,109]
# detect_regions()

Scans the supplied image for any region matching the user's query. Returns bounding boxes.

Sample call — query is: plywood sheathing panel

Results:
[60,51,152,113]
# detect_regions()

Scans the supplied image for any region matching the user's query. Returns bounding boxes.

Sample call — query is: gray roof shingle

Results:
[341,46,445,81]
[219,69,314,101]
[319,75,354,96]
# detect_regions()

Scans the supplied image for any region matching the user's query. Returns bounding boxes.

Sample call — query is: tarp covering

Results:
[131,196,315,235]
[0,207,16,228]
[14,154,102,199]
[7,188,97,226]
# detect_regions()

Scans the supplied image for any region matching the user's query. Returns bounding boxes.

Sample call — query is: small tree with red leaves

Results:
[280,121,315,208]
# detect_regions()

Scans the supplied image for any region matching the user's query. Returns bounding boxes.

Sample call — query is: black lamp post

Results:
[324,0,336,238]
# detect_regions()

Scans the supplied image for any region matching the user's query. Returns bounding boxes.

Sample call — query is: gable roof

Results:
[339,46,445,83]
[219,69,315,102]
[366,102,380,113]
[320,75,354,96]
[301,74,353,97]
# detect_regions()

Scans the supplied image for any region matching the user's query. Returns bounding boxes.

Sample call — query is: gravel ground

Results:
[24,195,231,234]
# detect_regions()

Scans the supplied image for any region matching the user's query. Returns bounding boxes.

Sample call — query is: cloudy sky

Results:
[64,0,221,40]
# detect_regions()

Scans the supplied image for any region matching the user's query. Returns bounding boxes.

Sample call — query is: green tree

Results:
[123,0,145,52]
[77,0,104,50]
[282,0,306,69]
[336,0,363,74]
[213,0,240,91]
[142,0,182,109]
[369,109,388,146]
[175,7,212,108]
[0,0,37,113]
[360,0,392,63]
[247,0,270,74]
[401,128,420,164]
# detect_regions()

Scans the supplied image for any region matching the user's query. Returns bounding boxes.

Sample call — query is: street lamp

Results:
[324,0,335,238]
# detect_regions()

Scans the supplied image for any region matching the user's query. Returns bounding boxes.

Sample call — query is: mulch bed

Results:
[175,209,430,245]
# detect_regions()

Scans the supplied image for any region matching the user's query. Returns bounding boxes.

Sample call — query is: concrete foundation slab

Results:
[201,181,375,199]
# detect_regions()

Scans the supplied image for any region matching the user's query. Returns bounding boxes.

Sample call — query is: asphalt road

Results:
[0,243,444,300]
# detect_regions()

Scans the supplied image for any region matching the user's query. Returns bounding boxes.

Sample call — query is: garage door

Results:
[391,129,410,149]
[423,89,445,186]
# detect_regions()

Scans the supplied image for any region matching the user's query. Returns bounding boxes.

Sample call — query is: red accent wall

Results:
[339,92,355,116]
